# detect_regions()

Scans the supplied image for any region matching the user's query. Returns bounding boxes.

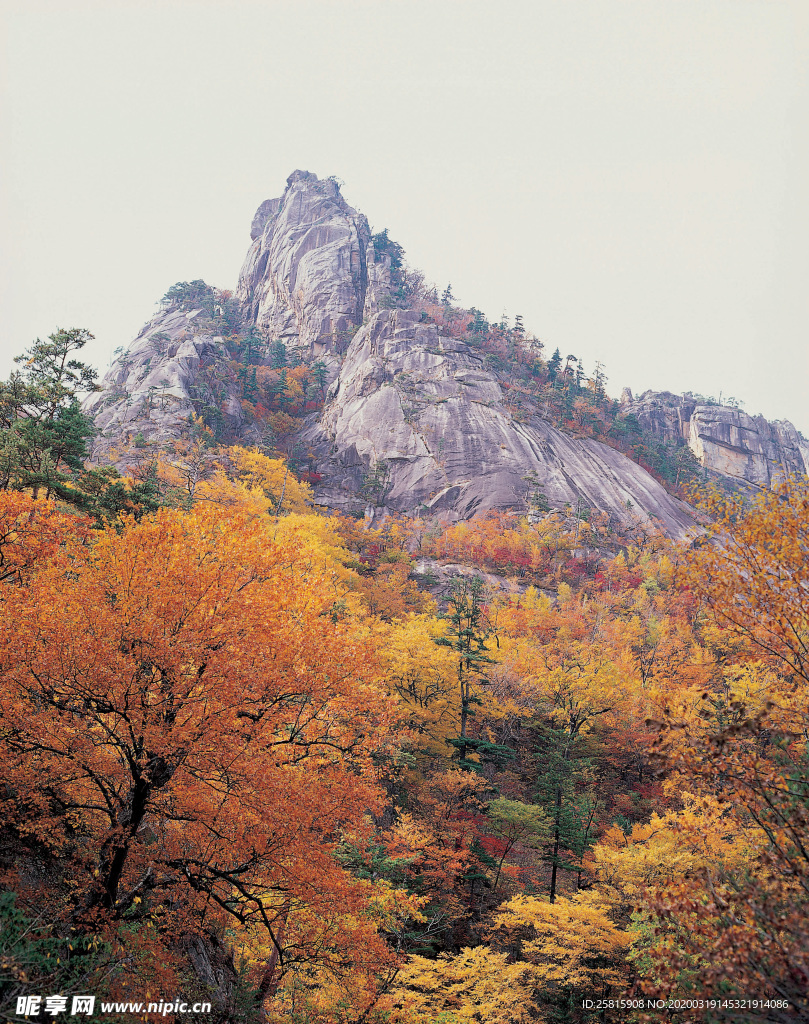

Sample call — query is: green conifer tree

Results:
[434,578,512,770]
[0,329,99,498]
[533,726,598,902]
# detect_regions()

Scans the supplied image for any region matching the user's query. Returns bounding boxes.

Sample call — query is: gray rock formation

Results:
[626,390,808,490]
[624,391,696,444]
[84,170,805,537]
[84,306,241,460]
[688,407,808,489]
[302,310,696,538]
[236,170,390,360]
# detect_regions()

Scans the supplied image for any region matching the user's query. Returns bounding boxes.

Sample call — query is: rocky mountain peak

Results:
[236,170,390,360]
[83,170,806,536]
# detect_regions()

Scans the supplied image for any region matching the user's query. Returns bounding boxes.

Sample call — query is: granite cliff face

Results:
[236,170,390,360]
[624,390,809,491]
[85,170,805,535]
[301,309,695,536]
[83,306,242,460]
[86,170,393,458]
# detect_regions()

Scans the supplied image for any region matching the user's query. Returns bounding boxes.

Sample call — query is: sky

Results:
[1,0,807,431]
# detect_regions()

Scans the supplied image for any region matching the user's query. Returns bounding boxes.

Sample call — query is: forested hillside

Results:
[1,328,808,1023]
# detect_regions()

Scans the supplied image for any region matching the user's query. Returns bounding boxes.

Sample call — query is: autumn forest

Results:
[1,323,808,1024]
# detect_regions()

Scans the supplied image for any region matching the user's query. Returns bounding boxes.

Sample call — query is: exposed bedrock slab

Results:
[303,311,696,538]
[85,171,805,534]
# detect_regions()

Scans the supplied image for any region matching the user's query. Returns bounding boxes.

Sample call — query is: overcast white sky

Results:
[1,0,807,431]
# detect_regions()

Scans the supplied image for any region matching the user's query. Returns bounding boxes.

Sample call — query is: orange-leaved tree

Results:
[686,477,809,687]
[0,497,406,1015]
[639,478,809,1019]
[0,490,91,584]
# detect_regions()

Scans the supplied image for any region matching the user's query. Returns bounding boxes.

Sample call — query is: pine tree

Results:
[434,577,511,770]
[242,327,259,365]
[244,366,259,403]
[311,360,329,395]
[371,228,405,272]
[533,727,598,902]
[274,367,289,404]
[467,309,488,343]
[591,360,608,403]
[270,340,287,369]
[562,383,575,424]
[0,329,99,499]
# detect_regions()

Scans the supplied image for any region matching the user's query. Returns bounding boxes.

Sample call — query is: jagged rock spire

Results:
[236,170,390,358]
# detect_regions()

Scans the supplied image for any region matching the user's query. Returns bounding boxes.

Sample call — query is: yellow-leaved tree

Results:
[635,478,809,1017]
[380,614,461,757]
[389,945,537,1024]
[490,891,630,1004]
[194,445,312,514]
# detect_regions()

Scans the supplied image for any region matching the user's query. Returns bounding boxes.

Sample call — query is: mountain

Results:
[84,170,806,537]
